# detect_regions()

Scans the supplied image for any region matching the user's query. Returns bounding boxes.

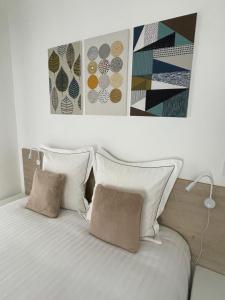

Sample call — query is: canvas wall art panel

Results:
[48,41,82,115]
[84,30,129,115]
[130,13,197,117]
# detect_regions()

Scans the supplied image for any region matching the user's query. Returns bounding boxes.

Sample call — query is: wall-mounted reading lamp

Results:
[185,171,216,209]
[28,147,41,166]
[185,171,216,264]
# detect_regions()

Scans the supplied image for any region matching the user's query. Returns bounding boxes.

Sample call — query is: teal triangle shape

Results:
[162,90,189,117]
[148,102,163,116]
[175,32,192,46]
[158,22,174,40]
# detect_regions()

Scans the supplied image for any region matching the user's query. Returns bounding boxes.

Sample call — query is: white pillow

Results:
[87,148,183,241]
[41,146,94,212]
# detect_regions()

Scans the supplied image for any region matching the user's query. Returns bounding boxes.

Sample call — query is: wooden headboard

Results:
[22,148,225,275]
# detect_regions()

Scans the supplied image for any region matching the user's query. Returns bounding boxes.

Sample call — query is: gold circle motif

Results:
[110,88,122,103]
[88,61,97,74]
[110,73,123,88]
[111,41,124,57]
[88,75,98,89]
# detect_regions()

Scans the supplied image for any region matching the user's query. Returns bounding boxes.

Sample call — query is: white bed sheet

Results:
[0,198,191,300]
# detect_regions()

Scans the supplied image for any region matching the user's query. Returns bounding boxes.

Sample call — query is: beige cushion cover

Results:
[89,184,143,253]
[26,168,65,218]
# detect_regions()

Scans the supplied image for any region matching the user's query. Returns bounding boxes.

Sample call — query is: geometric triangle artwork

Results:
[134,28,146,52]
[152,59,188,73]
[133,25,144,49]
[160,89,189,117]
[154,54,193,71]
[175,32,192,46]
[158,22,174,40]
[130,107,155,116]
[151,80,187,90]
[144,23,159,46]
[147,102,164,116]
[134,23,159,52]
[135,32,176,52]
[132,76,152,90]
[145,89,188,110]
[132,98,146,111]
[162,13,197,43]
[131,90,147,105]
[131,13,197,117]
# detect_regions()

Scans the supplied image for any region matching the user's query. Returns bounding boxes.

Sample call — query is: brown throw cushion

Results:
[26,168,65,218]
[89,184,143,253]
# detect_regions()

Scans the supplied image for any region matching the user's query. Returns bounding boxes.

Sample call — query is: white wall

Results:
[7,0,225,187]
[0,0,20,199]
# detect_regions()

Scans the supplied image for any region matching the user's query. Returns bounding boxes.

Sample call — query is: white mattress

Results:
[0,198,191,300]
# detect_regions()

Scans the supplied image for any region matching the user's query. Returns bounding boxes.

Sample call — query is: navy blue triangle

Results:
[133,25,144,50]
[153,59,188,73]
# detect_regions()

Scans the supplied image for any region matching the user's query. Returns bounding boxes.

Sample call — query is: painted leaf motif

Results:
[73,54,81,77]
[61,96,73,114]
[78,95,81,110]
[51,87,58,112]
[56,67,69,92]
[66,43,75,69]
[57,45,67,56]
[48,50,59,73]
[49,77,52,94]
[69,77,79,99]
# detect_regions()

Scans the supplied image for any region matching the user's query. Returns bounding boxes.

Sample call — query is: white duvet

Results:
[0,198,190,300]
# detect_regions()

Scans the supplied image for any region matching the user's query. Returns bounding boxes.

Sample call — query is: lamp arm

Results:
[194,173,214,185]
[199,174,214,198]
[209,182,213,199]
[185,171,214,203]
[192,173,214,197]
[28,147,41,166]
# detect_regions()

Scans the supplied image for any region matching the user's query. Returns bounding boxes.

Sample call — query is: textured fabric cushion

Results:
[26,168,65,218]
[87,148,183,242]
[89,184,143,253]
[41,146,94,212]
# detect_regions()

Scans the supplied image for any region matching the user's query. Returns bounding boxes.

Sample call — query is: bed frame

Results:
[22,148,225,276]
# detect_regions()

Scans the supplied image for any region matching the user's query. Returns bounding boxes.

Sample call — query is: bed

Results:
[0,197,190,300]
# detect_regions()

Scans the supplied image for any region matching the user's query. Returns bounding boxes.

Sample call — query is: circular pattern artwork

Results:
[99,43,110,59]
[110,73,123,88]
[99,75,110,89]
[110,88,122,103]
[110,57,123,72]
[88,90,98,103]
[87,46,98,61]
[99,90,110,103]
[88,75,98,89]
[98,59,110,74]
[86,37,127,110]
[111,41,124,57]
[88,61,97,74]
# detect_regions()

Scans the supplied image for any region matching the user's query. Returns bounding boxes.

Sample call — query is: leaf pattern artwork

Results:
[48,41,82,115]
[69,77,79,99]
[66,43,75,70]
[48,50,60,73]
[49,77,52,94]
[78,95,81,110]
[51,87,58,112]
[61,96,73,114]
[57,45,67,57]
[73,54,81,77]
[56,67,69,92]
